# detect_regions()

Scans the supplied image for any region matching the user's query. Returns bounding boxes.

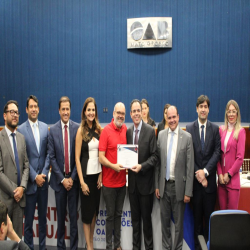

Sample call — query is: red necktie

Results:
[64,125,69,174]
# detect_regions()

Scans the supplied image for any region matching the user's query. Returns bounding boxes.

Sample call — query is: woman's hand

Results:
[97,172,102,189]
[219,174,225,185]
[223,173,230,185]
[81,182,90,196]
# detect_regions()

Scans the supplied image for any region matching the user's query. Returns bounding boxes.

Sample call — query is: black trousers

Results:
[193,188,217,250]
[129,184,154,250]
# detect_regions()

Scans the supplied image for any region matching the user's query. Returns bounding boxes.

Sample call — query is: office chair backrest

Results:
[209,210,250,250]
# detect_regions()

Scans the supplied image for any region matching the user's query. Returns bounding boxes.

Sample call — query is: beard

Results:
[114,117,125,128]
[7,120,18,130]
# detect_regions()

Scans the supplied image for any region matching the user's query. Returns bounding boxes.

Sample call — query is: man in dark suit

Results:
[18,95,50,250]
[126,99,158,250]
[48,96,79,250]
[155,106,194,250]
[0,100,29,238]
[186,95,221,250]
[0,200,30,250]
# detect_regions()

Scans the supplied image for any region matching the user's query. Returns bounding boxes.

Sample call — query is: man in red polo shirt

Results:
[99,102,127,250]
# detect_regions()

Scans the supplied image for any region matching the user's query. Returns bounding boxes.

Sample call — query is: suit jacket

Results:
[48,120,79,192]
[126,121,158,195]
[156,119,165,140]
[155,127,194,201]
[186,120,221,193]
[0,240,30,250]
[217,127,246,190]
[0,128,29,208]
[17,120,50,194]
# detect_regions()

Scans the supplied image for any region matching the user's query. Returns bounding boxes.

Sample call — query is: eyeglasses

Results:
[227,110,237,115]
[5,110,20,116]
[115,111,125,116]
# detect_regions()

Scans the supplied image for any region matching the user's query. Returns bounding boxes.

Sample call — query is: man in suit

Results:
[186,95,220,250]
[126,99,157,250]
[17,95,50,250]
[0,200,30,250]
[48,96,79,250]
[0,100,29,238]
[155,106,194,250]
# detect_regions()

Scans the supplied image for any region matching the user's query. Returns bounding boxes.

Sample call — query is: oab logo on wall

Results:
[127,17,172,49]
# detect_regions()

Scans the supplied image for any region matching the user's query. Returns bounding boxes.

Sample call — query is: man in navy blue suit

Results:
[18,95,50,250]
[48,96,79,250]
[186,95,221,250]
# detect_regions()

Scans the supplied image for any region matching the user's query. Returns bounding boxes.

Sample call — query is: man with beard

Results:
[0,100,29,238]
[99,102,127,250]
[18,95,50,250]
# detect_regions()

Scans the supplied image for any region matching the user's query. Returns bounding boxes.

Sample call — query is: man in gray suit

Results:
[0,200,30,250]
[0,100,29,238]
[155,106,194,250]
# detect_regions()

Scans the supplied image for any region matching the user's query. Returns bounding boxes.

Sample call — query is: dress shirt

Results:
[61,120,71,172]
[167,126,179,180]
[28,119,40,148]
[5,125,17,155]
[133,120,142,144]
[197,119,209,176]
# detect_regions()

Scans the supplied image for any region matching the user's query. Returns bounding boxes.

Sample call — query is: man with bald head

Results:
[99,102,127,250]
[155,106,194,250]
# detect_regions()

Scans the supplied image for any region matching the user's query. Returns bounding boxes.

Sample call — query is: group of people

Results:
[0,94,246,250]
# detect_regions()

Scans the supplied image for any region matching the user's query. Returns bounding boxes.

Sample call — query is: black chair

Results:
[198,210,250,250]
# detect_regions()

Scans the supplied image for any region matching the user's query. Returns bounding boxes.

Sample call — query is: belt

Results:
[166,179,175,183]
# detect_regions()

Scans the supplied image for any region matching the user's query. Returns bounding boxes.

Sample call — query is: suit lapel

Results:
[26,120,39,154]
[162,128,169,167]
[16,132,23,170]
[129,126,133,144]
[57,121,64,157]
[69,120,74,161]
[138,121,145,145]
[204,121,212,152]
[175,128,182,165]
[194,120,202,152]
[1,129,16,166]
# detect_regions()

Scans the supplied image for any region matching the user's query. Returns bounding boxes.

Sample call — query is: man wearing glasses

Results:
[0,100,29,238]
[99,102,127,250]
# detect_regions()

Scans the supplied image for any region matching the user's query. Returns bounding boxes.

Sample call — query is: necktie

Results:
[166,132,174,181]
[134,129,139,145]
[201,125,205,152]
[64,125,69,174]
[11,133,21,186]
[33,123,39,153]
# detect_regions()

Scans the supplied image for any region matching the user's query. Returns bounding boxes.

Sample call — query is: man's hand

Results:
[219,174,225,185]
[184,195,191,203]
[6,215,20,242]
[112,164,126,173]
[201,178,208,187]
[223,173,230,185]
[155,189,160,199]
[35,174,46,187]
[13,187,24,203]
[131,164,142,173]
[62,178,73,191]
[195,169,205,183]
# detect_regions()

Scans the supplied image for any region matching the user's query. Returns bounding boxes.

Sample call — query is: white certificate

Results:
[117,144,138,169]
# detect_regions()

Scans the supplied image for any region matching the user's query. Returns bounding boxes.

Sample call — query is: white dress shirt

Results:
[61,120,71,172]
[28,119,40,148]
[167,126,179,180]
[5,126,17,155]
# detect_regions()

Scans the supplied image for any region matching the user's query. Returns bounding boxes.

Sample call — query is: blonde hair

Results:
[80,97,101,142]
[223,100,242,140]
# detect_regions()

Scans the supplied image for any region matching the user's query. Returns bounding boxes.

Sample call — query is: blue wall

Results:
[0,0,249,125]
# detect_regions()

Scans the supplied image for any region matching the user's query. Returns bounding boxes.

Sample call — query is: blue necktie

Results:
[166,131,174,180]
[201,125,205,152]
[33,123,39,153]
[11,133,21,186]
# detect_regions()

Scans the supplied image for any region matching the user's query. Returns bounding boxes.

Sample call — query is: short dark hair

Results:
[59,96,71,109]
[196,95,210,108]
[0,200,8,225]
[26,95,39,108]
[130,99,142,111]
[3,100,19,113]
[163,103,171,120]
